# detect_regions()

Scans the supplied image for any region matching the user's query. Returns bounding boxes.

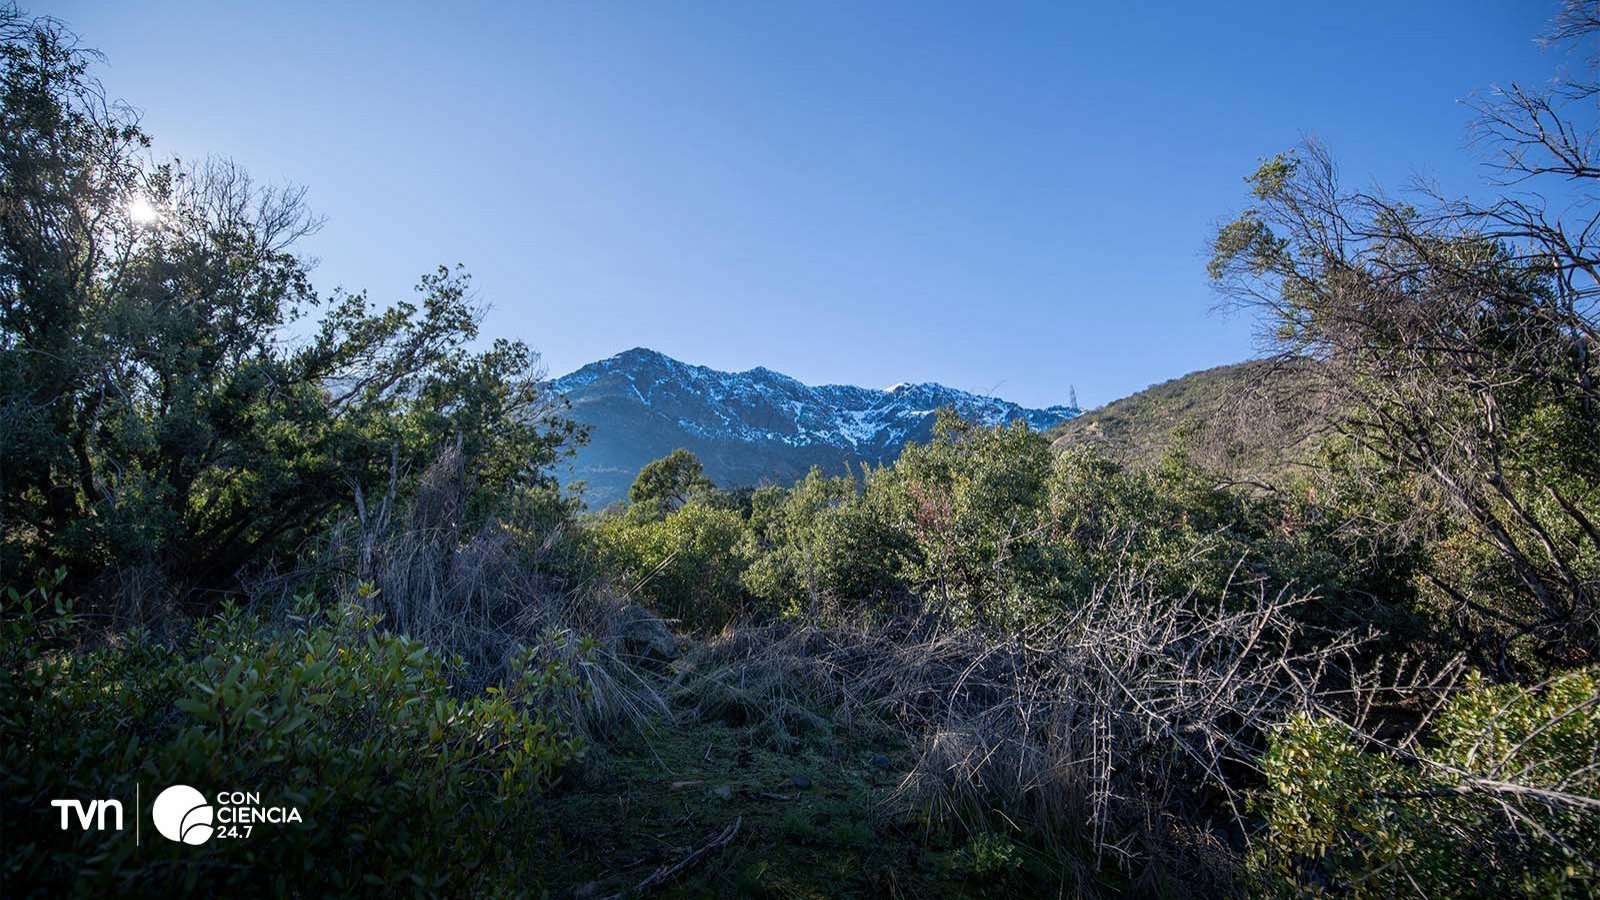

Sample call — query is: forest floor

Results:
[521,710,1080,898]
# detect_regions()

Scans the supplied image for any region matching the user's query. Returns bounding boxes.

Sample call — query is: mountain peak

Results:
[611,346,668,363]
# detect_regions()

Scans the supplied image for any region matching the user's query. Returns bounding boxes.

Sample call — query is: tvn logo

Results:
[50,798,123,831]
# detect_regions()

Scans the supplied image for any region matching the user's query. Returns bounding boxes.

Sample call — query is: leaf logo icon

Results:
[152,785,214,844]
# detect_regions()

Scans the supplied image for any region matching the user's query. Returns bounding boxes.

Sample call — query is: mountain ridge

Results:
[553,348,1079,505]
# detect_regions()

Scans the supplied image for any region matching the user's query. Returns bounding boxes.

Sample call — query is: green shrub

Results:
[741,469,915,620]
[594,500,750,630]
[1,581,585,896]
[1252,670,1600,897]
[598,415,1394,637]
[873,415,1062,627]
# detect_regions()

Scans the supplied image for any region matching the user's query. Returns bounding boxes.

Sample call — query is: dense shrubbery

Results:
[587,404,1593,893]
[597,419,1394,638]
[0,575,587,895]
[741,467,914,621]
[594,497,751,630]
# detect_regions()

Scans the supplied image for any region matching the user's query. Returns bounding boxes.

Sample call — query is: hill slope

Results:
[553,348,1079,505]
[1048,359,1329,482]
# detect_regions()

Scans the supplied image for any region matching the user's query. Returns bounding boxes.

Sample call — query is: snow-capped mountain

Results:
[552,348,1079,505]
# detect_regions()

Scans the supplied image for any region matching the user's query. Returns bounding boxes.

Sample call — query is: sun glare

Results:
[127,195,160,225]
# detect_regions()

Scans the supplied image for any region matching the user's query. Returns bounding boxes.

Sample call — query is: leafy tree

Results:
[1210,138,1598,672]
[1207,7,1600,673]
[0,11,579,606]
[626,448,715,521]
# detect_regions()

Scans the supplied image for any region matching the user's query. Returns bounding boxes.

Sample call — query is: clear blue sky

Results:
[53,1,1565,407]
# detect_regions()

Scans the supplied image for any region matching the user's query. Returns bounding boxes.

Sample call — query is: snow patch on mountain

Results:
[550,348,1079,504]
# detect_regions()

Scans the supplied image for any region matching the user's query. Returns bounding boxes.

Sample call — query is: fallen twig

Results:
[608,816,742,898]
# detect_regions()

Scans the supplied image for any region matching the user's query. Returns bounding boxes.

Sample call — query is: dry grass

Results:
[324,445,669,740]
[676,575,1374,893]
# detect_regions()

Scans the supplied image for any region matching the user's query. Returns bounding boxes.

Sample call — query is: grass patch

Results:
[525,714,1070,897]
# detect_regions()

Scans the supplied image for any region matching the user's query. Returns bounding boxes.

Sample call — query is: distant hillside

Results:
[1049,359,1330,483]
[553,348,1079,505]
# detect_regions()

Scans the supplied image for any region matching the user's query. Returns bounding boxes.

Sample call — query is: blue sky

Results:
[54,1,1565,407]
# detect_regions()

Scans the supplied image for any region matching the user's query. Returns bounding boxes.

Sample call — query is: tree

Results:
[0,10,579,606]
[626,448,714,520]
[1208,9,1600,671]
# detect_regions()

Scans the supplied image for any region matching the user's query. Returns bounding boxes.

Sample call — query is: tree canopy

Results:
[0,10,580,606]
